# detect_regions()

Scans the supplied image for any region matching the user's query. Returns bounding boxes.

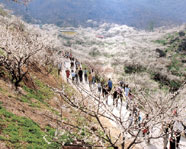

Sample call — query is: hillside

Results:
[0,63,109,148]
[0,5,186,149]
[0,8,110,148]
[59,23,186,97]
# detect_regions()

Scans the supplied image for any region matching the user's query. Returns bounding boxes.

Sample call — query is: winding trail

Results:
[61,57,186,149]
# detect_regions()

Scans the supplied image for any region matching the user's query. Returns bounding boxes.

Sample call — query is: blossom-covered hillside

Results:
[59,23,186,97]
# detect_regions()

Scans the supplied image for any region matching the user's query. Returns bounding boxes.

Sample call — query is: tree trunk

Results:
[121,136,125,149]
[15,80,19,90]
[15,78,21,90]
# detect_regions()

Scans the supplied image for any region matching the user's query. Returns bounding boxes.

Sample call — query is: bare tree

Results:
[0,17,56,89]
[50,68,186,149]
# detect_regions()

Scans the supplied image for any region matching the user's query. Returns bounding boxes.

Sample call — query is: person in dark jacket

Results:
[70,60,74,69]
[108,78,112,92]
[175,131,181,149]
[113,88,118,107]
[169,136,176,149]
[78,68,83,82]
[75,68,79,83]
[102,85,109,104]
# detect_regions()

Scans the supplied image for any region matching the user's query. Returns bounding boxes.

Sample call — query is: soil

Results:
[0,141,7,149]
[0,65,67,130]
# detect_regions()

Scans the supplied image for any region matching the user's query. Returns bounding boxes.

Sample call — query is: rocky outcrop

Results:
[152,72,182,92]
[178,31,185,37]
[156,48,166,57]
[177,38,186,52]
[181,59,186,63]
[169,37,179,44]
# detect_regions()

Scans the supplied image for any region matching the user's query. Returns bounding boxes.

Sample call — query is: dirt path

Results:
[61,57,186,149]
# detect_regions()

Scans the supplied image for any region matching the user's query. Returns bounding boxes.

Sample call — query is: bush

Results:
[89,48,100,57]
[151,72,182,92]
[154,39,167,45]
[124,64,146,74]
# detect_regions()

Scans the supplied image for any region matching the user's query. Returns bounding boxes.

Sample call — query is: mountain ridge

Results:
[1,0,186,28]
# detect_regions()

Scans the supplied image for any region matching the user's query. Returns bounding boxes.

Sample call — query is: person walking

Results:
[117,86,123,105]
[100,77,105,91]
[175,131,181,149]
[88,72,93,90]
[70,59,74,70]
[69,51,72,59]
[92,69,96,85]
[84,68,88,82]
[65,69,70,82]
[71,70,76,83]
[75,59,80,69]
[97,81,102,96]
[125,84,130,97]
[75,68,79,83]
[120,80,125,88]
[169,135,176,149]
[102,85,106,98]
[108,78,113,92]
[162,122,169,149]
[103,85,109,104]
[113,87,118,107]
[78,68,83,83]
[173,120,184,149]
[57,62,62,76]
[138,112,142,127]
[66,51,70,58]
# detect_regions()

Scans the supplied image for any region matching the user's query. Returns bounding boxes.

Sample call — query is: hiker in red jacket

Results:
[65,69,70,82]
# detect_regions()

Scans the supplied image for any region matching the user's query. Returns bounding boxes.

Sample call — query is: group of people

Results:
[97,78,132,108]
[62,52,138,111]
[126,105,186,149]
[59,51,186,149]
[63,55,97,87]
[96,75,186,148]
[162,117,186,149]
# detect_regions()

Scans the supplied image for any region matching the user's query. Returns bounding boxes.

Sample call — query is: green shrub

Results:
[167,56,183,76]
[154,39,167,45]
[124,64,146,74]
[89,49,100,57]
[0,8,8,17]
[151,72,182,92]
